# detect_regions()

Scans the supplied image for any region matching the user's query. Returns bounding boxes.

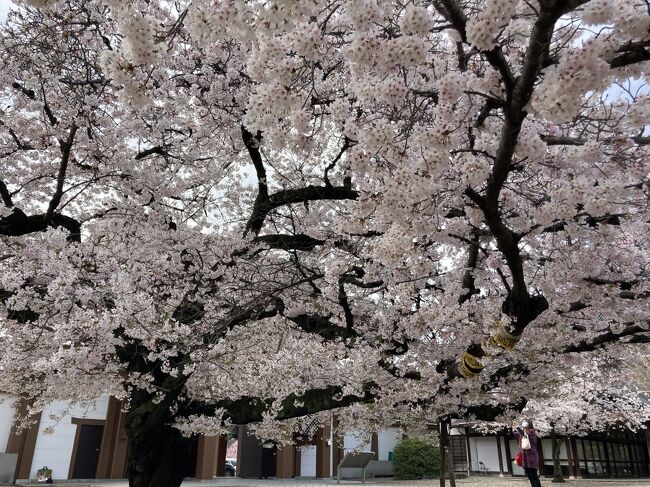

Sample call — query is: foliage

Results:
[392,437,440,479]
[0,1,649,485]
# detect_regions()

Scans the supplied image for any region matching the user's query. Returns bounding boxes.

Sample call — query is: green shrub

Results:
[392,437,440,479]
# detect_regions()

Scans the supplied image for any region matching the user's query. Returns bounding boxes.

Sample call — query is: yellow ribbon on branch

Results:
[483,320,521,354]
[458,320,522,379]
[459,351,484,379]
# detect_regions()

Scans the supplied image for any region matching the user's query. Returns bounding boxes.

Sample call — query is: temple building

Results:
[1,394,648,482]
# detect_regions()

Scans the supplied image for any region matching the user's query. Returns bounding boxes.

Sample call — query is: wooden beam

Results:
[276,445,295,479]
[195,435,218,480]
[316,426,331,478]
[6,400,42,480]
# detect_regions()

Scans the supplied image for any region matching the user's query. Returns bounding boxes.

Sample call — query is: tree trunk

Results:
[124,392,196,487]
[551,426,565,483]
[445,445,456,487]
[438,421,448,487]
[439,420,447,487]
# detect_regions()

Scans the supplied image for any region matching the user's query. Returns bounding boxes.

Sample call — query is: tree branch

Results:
[255,234,326,252]
[458,231,481,305]
[324,136,352,187]
[433,0,515,92]
[246,184,358,236]
[0,208,81,241]
[563,323,650,353]
[44,124,78,225]
[134,145,170,160]
[241,126,268,200]
[286,312,357,340]
[0,178,13,207]
[541,134,650,146]
[609,39,650,69]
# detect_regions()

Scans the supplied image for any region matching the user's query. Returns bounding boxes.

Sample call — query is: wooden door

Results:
[71,424,104,479]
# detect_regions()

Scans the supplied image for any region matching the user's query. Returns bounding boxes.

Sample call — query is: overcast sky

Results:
[0,1,12,22]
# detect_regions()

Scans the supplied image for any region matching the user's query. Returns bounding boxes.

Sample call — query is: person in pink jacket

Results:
[513,420,542,487]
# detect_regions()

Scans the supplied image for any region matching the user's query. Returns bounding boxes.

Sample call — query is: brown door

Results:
[71,424,104,479]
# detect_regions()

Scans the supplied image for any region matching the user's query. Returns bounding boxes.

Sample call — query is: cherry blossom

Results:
[0,1,648,487]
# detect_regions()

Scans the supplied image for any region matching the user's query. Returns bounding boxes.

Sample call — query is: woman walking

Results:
[514,420,542,487]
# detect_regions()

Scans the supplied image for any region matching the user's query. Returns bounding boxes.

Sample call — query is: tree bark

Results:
[445,446,457,487]
[551,426,565,483]
[124,392,195,487]
[439,420,447,487]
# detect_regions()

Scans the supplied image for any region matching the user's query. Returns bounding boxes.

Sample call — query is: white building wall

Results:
[300,445,316,477]
[343,431,371,453]
[0,393,17,453]
[377,428,400,461]
[28,397,109,480]
[470,437,500,472]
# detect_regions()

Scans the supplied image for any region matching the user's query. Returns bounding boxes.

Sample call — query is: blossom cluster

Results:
[466,0,519,51]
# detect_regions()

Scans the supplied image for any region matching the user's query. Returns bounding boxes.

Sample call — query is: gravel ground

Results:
[16,477,650,487]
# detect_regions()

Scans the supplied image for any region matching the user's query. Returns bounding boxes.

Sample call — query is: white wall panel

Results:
[300,445,316,477]
[0,394,16,453]
[29,397,109,480]
[343,431,371,453]
[377,428,400,461]
[471,437,500,472]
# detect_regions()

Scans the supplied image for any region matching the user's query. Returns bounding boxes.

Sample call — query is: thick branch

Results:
[255,234,326,252]
[541,134,650,146]
[563,323,650,353]
[215,383,376,424]
[242,126,268,200]
[286,313,357,340]
[44,125,78,225]
[338,276,355,330]
[0,208,81,241]
[0,178,13,207]
[134,146,170,160]
[458,232,480,305]
[609,39,650,69]
[246,184,358,235]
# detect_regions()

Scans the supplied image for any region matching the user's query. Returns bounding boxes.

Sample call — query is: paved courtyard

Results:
[17,478,650,487]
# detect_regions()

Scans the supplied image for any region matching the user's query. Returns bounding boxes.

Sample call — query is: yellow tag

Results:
[462,351,484,370]
[493,329,520,350]
[459,360,478,378]
[459,351,484,378]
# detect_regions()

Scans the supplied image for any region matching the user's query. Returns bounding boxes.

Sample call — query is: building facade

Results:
[2,393,649,481]
[236,422,401,479]
[0,394,228,482]
[449,422,650,479]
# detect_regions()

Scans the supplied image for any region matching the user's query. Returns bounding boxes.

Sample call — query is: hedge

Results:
[392,437,441,479]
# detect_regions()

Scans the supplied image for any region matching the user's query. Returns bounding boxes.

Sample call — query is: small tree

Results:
[393,437,440,480]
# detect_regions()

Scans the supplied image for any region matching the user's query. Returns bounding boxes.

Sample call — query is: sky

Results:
[0,1,12,22]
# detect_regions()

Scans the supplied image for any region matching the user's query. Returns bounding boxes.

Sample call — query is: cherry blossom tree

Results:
[521,358,650,482]
[1,1,649,486]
